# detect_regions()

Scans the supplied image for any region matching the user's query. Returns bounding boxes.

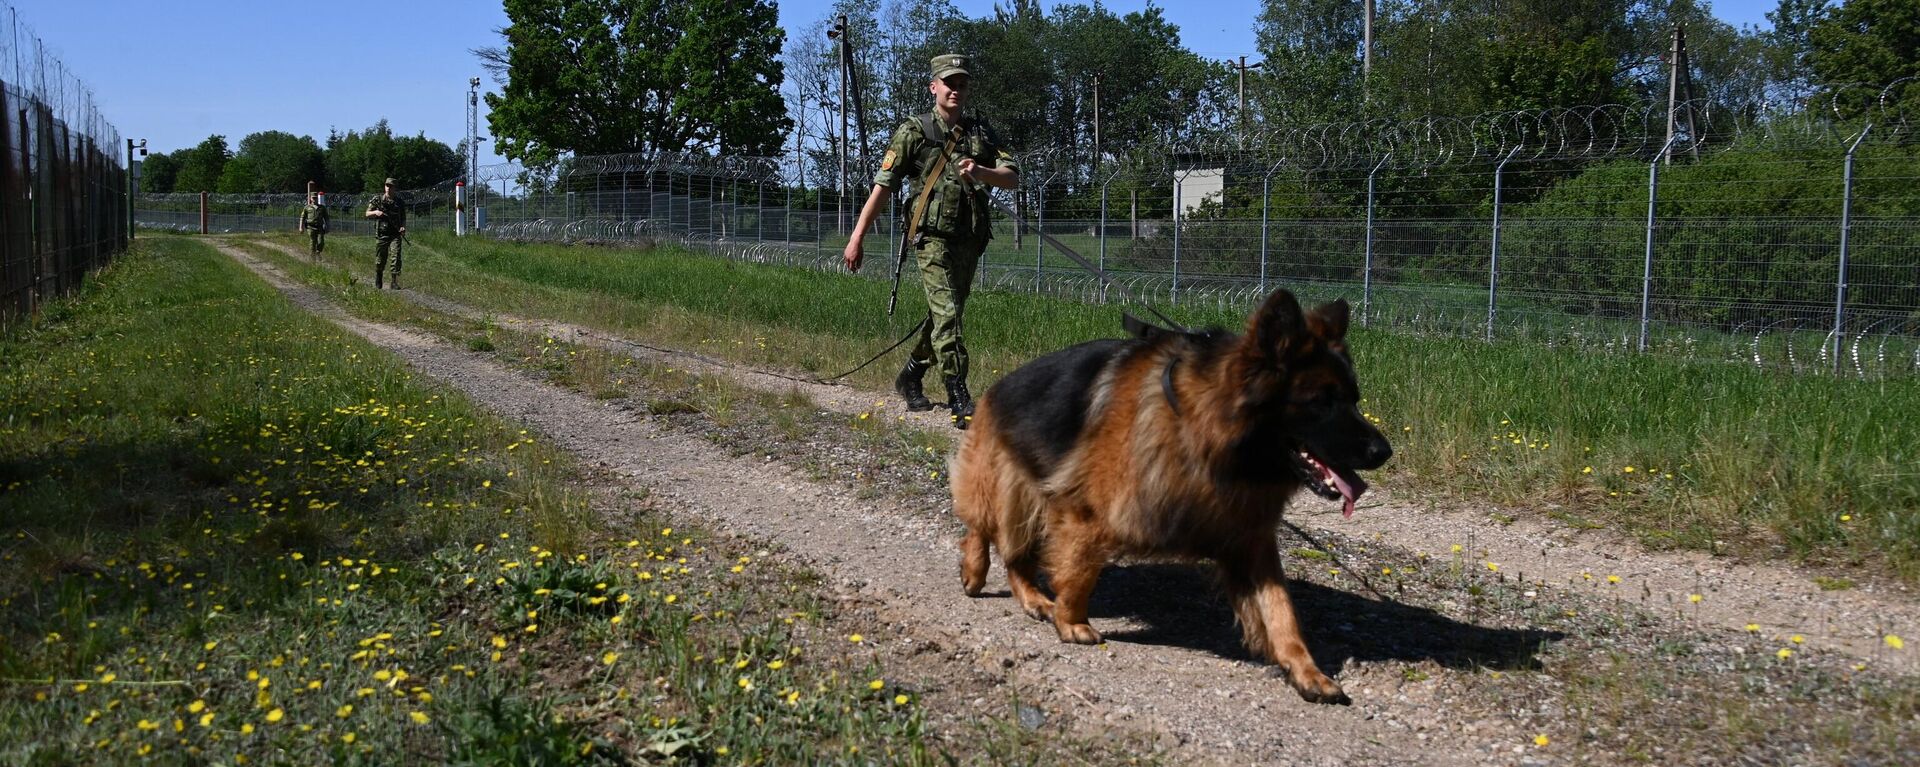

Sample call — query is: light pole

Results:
[125,138,145,241]
[1234,57,1263,149]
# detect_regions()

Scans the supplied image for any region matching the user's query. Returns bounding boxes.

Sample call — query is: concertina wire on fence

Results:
[138,84,1920,377]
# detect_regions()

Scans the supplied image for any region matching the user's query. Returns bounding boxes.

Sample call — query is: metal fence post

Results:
[1259,172,1271,295]
[1172,172,1182,304]
[1098,179,1109,303]
[1833,124,1872,373]
[1640,134,1682,352]
[1486,147,1521,343]
[1364,153,1389,326]
[1035,184,1046,291]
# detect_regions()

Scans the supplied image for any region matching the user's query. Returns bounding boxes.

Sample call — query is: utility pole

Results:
[466,77,482,231]
[1363,0,1375,81]
[1234,56,1263,149]
[829,16,849,235]
[1663,25,1700,164]
[1092,72,1102,177]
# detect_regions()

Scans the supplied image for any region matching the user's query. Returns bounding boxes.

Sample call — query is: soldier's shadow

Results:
[1074,562,1561,675]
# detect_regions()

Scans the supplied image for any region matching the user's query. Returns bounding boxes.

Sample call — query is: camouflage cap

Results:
[383,177,397,187]
[931,54,972,81]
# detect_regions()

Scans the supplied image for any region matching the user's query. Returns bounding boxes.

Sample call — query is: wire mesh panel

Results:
[0,2,128,328]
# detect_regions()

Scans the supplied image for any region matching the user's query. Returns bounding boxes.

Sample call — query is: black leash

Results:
[575,315,929,387]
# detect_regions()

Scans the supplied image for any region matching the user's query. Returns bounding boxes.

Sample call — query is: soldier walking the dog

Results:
[298,191,330,257]
[364,178,408,289]
[843,53,1020,429]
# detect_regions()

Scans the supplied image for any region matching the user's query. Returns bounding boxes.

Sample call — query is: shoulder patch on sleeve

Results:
[881,149,897,170]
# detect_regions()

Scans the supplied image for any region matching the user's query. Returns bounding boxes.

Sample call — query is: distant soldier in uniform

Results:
[363,178,408,289]
[299,191,330,256]
[843,53,1020,429]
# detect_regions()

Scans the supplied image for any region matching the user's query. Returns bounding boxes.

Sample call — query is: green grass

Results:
[0,237,1068,764]
[261,229,1920,581]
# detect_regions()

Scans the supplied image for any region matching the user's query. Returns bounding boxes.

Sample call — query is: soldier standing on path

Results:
[299,191,330,256]
[842,53,1020,429]
[364,178,408,289]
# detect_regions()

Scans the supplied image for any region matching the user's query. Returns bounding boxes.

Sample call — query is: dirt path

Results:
[226,239,1917,764]
[261,238,1916,671]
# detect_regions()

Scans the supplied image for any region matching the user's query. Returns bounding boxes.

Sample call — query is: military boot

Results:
[944,376,975,429]
[894,359,933,411]
[375,271,384,290]
[388,273,400,290]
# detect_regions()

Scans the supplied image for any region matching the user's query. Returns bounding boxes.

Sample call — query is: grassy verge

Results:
[238,231,1920,763]
[0,237,1114,765]
[257,230,1920,582]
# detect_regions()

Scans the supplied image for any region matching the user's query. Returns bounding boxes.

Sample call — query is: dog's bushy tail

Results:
[950,400,1045,596]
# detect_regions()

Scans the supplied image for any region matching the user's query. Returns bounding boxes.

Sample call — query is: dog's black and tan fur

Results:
[950,289,1391,704]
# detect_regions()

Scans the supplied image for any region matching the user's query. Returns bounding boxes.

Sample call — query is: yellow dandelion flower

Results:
[1777,648,1792,659]
[602,651,620,665]
[1688,594,1702,603]
[1623,466,1635,473]
[342,733,356,744]
[336,704,353,718]
[241,723,255,735]
[868,679,885,690]
[1887,635,1905,650]
[768,660,785,670]
[1533,734,1549,747]
[188,700,206,714]
[265,708,284,723]
[410,711,430,725]
[1790,635,1804,644]
[849,634,863,643]
[1607,575,1621,584]
[894,694,910,705]
[1746,623,1760,632]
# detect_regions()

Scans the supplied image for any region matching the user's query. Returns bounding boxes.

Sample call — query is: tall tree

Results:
[325,121,397,193]
[172,135,230,193]
[389,134,464,187]
[137,151,181,194]
[237,131,325,193]
[1254,0,1365,124]
[479,0,791,168]
[1764,0,1832,107]
[215,156,261,193]
[1808,0,1920,116]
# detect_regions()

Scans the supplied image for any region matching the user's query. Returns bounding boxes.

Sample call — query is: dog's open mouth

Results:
[1295,449,1368,518]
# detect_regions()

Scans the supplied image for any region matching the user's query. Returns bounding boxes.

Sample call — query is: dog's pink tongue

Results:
[1331,467,1368,518]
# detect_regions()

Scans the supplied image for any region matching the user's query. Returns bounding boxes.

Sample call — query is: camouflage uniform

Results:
[873,60,1019,392]
[366,181,408,288]
[299,197,329,255]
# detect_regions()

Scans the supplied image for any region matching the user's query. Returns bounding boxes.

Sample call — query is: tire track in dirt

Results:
[219,243,1503,764]
[253,237,1917,674]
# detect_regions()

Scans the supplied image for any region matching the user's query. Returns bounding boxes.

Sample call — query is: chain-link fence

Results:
[138,84,1920,377]
[1,2,130,327]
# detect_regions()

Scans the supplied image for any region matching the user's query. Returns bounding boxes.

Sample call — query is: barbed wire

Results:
[463,85,1918,190]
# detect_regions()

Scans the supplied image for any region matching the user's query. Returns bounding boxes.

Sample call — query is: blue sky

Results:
[8,0,1781,166]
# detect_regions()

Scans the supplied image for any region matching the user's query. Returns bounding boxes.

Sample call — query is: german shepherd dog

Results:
[950,289,1390,704]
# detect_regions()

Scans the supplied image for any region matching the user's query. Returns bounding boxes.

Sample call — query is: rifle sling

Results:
[903,118,963,247]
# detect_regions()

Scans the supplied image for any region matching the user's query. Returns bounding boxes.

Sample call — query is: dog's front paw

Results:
[1055,621,1102,645]
[1289,668,1350,705]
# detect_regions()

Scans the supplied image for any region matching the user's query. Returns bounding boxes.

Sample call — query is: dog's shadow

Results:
[1066,562,1560,675]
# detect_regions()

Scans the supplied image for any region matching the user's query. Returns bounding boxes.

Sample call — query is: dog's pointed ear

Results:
[1121,313,1164,341]
[1308,299,1350,342]
[1246,289,1305,360]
